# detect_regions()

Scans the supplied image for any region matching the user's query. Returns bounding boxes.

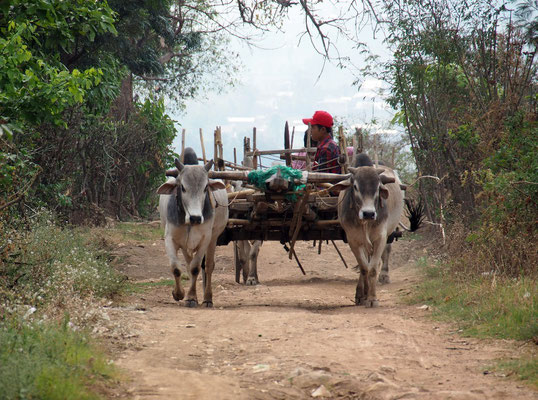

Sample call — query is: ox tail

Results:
[399,221,412,232]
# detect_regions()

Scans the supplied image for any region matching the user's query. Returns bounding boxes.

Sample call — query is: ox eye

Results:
[204,184,208,192]
[181,185,186,193]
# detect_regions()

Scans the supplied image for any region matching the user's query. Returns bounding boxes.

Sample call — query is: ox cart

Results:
[199,122,390,274]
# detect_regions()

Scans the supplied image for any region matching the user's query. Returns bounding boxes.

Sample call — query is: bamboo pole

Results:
[245,148,316,156]
[208,170,350,183]
[199,128,207,164]
[233,148,237,165]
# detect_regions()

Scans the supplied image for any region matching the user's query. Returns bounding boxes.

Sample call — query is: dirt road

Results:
[108,229,535,399]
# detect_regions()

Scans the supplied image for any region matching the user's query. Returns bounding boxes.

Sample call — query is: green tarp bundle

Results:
[247,165,305,200]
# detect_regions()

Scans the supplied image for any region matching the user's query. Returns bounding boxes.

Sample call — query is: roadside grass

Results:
[406,256,537,386]
[0,317,118,400]
[1,213,126,399]
[490,357,538,387]
[398,231,423,241]
[101,222,163,243]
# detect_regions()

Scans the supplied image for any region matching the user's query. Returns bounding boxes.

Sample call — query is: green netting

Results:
[247,165,306,201]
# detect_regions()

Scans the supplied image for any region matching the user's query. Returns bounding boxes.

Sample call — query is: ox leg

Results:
[165,236,185,302]
[184,249,205,308]
[348,243,370,306]
[378,243,391,284]
[365,238,387,307]
[234,242,242,284]
[246,240,261,285]
[238,241,250,284]
[201,241,218,307]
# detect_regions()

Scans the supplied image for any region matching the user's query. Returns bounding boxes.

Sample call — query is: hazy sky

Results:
[170,7,397,166]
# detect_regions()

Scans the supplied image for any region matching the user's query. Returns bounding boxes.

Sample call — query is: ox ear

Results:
[174,158,184,171]
[348,167,358,174]
[157,181,176,195]
[208,179,226,191]
[329,179,352,192]
[204,160,214,171]
[379,185,389,199]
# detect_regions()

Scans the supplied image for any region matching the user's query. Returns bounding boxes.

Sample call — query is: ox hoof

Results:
[201,301,213,308]
[184,299,198,308]
[365,299,379,308]
[355,297,367,306]
[245,277,259,286]
[378,274,391,284]
[172,290,184,301]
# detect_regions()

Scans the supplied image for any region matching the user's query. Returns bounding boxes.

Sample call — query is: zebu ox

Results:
[157,149,228,307]
[332,154,404,307]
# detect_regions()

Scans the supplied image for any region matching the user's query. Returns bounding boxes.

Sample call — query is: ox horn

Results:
[174,158,185,172]
[380,175,395,185]
[165,168,179,177]
[204,159,214,171]
[376,169,395,184]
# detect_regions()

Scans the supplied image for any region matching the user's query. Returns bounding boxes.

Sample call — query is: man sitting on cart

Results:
[302,110,341,174]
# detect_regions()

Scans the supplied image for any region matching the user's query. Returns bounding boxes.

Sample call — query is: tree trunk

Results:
[111,74,134,122]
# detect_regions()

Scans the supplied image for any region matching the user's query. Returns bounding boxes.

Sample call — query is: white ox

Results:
[332,154,404,307]
[157,156,228,307]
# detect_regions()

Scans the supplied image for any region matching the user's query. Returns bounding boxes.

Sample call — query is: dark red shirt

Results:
[313,136,341,174]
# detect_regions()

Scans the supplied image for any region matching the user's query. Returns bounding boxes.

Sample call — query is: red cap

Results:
[302,110,333,128]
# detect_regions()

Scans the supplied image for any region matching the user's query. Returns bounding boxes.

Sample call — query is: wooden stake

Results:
[284,121,291,167]
[288,188,310,259]
[290,247,306,275]
[199,128,207,164]
[306,124,312,171]
[331,240,348,268]
[181,129,186,163]
[213,128,218,171]
[252,127,258,169]
[233,148,237,165]
[217,127,223,170]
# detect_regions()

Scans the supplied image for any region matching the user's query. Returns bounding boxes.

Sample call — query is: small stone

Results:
[253,364,270,373]
[311,385,331,398]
